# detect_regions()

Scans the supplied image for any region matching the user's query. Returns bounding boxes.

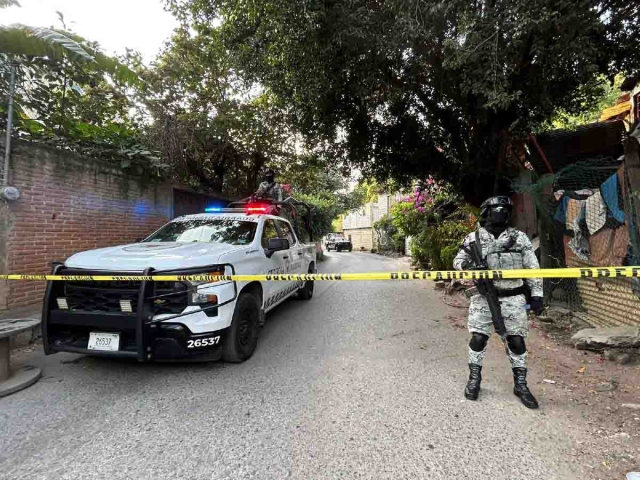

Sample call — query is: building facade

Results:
[341,193,402,251]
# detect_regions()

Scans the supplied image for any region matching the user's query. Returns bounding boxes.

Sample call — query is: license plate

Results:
[87,332,120,351]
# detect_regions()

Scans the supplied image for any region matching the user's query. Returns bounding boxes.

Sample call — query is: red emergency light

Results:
[245,204,270,214]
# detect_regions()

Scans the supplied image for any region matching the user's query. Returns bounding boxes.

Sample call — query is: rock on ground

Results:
[571,327,640,351]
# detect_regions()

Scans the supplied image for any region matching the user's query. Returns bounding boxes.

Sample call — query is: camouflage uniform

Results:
[255,181,284,202]
[453,227,543,369]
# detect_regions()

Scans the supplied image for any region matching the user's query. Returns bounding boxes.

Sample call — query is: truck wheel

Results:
[348,246,352,252]
[298,266,314,300]
[222,292,261,363]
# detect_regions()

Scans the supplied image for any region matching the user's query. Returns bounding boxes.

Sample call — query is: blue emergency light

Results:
[204,206,222,213]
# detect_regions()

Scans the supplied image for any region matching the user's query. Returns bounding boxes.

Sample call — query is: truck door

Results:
[261,219,287,305]
[276,219,305,285]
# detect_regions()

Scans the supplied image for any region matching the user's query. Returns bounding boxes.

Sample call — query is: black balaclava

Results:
[484,206,511,237]
[265,168,275,184]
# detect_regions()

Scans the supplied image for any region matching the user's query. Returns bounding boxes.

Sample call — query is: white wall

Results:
[342,193,402,230]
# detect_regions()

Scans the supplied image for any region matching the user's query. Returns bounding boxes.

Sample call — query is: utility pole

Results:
[3,61,16,187]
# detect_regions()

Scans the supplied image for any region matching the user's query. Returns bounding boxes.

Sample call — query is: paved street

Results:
[0,253,596,480]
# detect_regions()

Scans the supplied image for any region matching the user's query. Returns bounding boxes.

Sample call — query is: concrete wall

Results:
[0,141,174,312]
[343,228,374,251]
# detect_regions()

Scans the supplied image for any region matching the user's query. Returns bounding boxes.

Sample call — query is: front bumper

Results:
[47,311,229,361]
[42,264,237,362]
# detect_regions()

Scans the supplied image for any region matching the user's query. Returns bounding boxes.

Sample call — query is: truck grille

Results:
[63,280,187,315]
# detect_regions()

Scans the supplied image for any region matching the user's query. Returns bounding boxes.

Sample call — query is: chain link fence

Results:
[515,144,640,327]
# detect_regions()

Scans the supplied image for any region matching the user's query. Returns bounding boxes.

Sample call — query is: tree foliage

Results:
[138,24,297,195]
[0,25,94,62]
[0,9,151,174]
[544,73,625,131]
[168,0,640,204]
[391,180,477,268]
[277,153,368,237]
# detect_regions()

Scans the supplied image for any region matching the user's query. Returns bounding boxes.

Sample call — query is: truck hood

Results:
[65,242,247,271]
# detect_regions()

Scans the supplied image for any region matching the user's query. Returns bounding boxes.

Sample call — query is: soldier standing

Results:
[453,196,544,409]
[255,167,284,202]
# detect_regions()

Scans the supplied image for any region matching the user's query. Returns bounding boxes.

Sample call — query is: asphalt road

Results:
[1,252,585,480]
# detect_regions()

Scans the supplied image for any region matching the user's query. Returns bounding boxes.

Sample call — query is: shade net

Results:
[514,154,640,327]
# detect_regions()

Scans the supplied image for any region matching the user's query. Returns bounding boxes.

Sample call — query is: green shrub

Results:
[440,245,459,269]
[373,214,405,253]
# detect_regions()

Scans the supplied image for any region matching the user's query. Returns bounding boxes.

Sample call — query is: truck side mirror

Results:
[265,238,290,258]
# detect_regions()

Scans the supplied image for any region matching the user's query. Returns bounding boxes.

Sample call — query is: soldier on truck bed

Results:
[255,167,284,202]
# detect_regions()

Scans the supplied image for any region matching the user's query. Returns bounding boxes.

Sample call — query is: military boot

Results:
[512,367,539,409]
[464,364,482,400]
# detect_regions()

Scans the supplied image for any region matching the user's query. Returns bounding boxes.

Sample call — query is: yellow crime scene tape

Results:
[0,266,638,282]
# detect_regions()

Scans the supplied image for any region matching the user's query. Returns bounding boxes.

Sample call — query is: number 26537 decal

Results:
[187,336,220,348]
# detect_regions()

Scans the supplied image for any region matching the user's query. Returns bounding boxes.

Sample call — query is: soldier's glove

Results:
[529,296,544,315]
[461,260,487,271]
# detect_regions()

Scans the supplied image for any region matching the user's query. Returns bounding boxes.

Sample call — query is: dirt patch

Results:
[529,317,640,479]
[445,309,640,479]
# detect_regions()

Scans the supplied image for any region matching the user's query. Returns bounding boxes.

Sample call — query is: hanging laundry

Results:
[565,199,586,232]
[568,215,590,261]
[600,173,625,223]
[585,190,607,235]
[554,196,570,225]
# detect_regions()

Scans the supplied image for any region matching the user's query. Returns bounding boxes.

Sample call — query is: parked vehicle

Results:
[332,235,353,252]
[42,201,316,363]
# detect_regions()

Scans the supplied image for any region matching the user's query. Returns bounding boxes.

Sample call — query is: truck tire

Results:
[348,246,353,252]
[298,266,314,300]
[222,292,261,363]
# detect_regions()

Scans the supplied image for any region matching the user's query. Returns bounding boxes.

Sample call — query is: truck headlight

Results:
[191,292,218,305]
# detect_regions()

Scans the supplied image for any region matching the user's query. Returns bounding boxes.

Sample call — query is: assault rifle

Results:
[463,231,507,337]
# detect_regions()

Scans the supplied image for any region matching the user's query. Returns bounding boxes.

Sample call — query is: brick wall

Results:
[0,141,174,311]
[564,231,640,328]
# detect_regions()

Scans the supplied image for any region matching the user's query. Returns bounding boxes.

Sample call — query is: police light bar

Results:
[203,204,271,214]
[203,207,245,213]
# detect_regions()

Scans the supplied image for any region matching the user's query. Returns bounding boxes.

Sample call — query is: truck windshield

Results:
[144,219,257,245]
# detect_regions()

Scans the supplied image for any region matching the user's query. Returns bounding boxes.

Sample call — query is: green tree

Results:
[167,0,640,204]
[545,73,625,131]
[1,5,149,172]
[140,25,296,195]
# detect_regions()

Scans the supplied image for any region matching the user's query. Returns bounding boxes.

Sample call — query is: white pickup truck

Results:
[42,204,316,363]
